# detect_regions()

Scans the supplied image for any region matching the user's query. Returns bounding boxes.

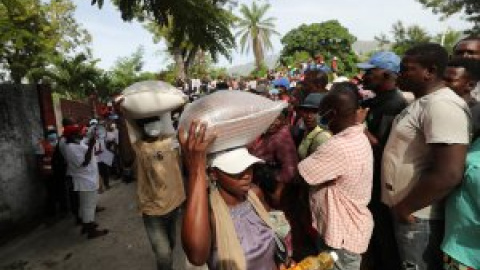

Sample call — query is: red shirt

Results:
[249,125,299,183]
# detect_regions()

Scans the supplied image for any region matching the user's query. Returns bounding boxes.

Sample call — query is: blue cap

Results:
[273,77,290,89]
[357,51,400,73]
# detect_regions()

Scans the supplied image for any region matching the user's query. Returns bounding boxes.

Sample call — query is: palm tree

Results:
[42,54,102,98]
[235,1,279,70]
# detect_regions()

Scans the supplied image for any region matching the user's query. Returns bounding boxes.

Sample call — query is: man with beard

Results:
[357,51,407,270]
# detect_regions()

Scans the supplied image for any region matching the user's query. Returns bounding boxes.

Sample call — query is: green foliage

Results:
[416,0,480,34]
[389,21,431,55]
[433,28,463,53]
[235,1,279,70]
[250,62,269,78]
[100,0,235,68]
[375,21,462,56]
[281,51,311,68]
[109,46,157,90]
[0,0,91,83]
[280,20,358,76]
[41,53,101,99]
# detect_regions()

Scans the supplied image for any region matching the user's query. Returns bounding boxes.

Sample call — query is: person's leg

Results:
[368,203,402,270]
[44,176,57,217]
[143,209,179,270]
[66,176,81,224]
[80,190,108,239]
[98,162,110,189]
[55,174,69,216]
[394,218,444,270]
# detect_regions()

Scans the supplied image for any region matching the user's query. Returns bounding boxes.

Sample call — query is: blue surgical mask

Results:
[318,109,333,128]
[47,133,58,146]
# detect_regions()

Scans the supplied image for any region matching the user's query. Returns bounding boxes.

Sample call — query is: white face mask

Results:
[143,120,163,138]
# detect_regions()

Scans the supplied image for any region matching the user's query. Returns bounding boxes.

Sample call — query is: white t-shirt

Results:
[382,87,471,219]
[95,139,114,166]
[64,142,99,191]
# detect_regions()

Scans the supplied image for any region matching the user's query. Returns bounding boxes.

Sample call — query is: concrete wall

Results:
[0,84,45,235]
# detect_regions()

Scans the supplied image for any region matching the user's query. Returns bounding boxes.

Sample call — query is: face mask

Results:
[318,109,333,128]
[143,120,163,138]
[47,134,58,146]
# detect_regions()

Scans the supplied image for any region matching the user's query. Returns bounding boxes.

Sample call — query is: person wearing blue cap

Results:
[357,51,407,270]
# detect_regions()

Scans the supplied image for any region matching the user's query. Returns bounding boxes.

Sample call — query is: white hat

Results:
[209,147,263,174]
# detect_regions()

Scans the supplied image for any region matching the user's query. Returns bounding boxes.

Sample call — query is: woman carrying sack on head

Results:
[180,121,288,270]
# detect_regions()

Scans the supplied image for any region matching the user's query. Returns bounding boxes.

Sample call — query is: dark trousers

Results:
[44,174,69,217]
[66,176,80,220]
[363,202,402,270]
[98,162,111,188]
[143,208,180,270]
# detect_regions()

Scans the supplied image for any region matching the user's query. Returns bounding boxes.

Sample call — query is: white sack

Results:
[119,80,188,144]
[179,91,287,153]
[121,81,188,119]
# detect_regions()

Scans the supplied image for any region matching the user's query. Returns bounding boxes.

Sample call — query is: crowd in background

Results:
[33,36,480,270]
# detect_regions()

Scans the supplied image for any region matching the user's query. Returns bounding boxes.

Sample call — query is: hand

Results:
[178,121,216,174]
[355,107,369,124]
[113,96,125,117]
[392,203,416,224]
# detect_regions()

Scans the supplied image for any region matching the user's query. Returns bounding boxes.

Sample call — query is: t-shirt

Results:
[64,142,99,191]
[441,138,480,269]
[382,87,471,219]
[298,126,331,160]
[134,137,185,216]
[363,89,407,203]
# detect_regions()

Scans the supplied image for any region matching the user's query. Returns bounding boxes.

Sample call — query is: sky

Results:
[73,0,473,72]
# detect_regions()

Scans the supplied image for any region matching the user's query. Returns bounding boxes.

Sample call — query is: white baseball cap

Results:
[209,147,264,174]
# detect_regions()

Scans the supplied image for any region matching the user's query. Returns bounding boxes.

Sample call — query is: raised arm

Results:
[114,97,136,166]
[179,121,216,265]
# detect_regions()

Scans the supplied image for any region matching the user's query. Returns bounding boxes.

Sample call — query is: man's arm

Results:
[116,117,136,166]
[81,137,96,167]
[114,98,136,166]
[393,143,467,223]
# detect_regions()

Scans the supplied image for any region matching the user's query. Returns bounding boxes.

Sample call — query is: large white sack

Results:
[179,91,287,153]
[119,80,188,144]
[121,80,188,119]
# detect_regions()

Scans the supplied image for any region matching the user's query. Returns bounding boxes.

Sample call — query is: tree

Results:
[109,47,157,91]
[389,21,431,55]
[95,0,235,81]
[42,53,100,99]
[433,28,463,53]
[416,0,480,34]
[374,21,462,55]
[280,20,358,76]
[235,1,279,70]
[0,0,91,83]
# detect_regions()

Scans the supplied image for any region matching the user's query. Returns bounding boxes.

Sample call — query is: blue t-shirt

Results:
[441,138,480,269]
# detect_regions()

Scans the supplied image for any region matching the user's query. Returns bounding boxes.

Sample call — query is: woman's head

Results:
[208,148,263,198]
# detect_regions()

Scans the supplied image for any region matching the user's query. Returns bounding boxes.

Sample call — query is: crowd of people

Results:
[34,36,480,270]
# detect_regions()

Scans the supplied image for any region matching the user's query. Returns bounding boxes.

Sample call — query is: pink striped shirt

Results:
[298,124,373,254]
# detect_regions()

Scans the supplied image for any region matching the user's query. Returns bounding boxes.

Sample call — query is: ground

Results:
[0,180,207,270]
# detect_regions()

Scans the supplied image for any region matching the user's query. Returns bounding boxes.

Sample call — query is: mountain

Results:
[227,40,383,76]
